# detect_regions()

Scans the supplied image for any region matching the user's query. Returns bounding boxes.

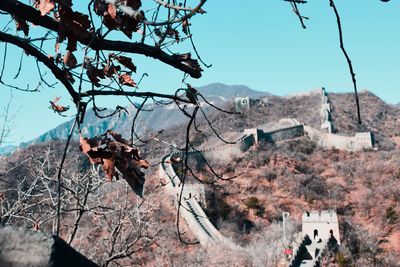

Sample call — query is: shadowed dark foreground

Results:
[0,226,98,267]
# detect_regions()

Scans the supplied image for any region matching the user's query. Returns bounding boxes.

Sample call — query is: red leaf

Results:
[108,4,117,20]
[49,97,69,114]
[119,73,136,87]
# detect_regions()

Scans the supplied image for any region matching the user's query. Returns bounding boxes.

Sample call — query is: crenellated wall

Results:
[159,125,308,247]
[159,97,375,249]
[262,125,305,143]
[289,235,311,267]
[290,210,340,267]
[302,210,340,245]
[304,126,374,151]
[192,134,255,164]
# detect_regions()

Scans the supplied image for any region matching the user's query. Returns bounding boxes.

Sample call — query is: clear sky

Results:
[0,0,400,146]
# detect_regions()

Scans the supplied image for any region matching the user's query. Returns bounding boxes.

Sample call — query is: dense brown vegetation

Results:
[1,90,400,266]
[330,91,400,150]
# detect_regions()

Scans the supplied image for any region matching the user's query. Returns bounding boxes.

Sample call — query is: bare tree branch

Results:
[0,31,80,103]
[329,0,362,124]
[0,0,203,78]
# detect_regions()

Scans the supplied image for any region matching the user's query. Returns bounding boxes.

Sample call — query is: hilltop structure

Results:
[234,96,250,113]
[302,210,340,245]
[320,88,334,133]
[308,87,375,151]
[290,210,340,267]
[160,89,376,262]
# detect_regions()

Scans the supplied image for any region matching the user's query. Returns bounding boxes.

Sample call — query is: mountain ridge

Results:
[14,83,270,151]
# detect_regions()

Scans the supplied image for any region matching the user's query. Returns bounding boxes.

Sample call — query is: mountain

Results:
[0,145,16,156]
[196,83,271,100]
[18,83,270,149]
[2,88,400,266]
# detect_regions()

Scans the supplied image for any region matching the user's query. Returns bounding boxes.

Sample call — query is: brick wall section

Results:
[261,125,305,143]
[305,126,374,151]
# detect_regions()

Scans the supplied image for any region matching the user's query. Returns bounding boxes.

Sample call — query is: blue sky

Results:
[0,0,400,146]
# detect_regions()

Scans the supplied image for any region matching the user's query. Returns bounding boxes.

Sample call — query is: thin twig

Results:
[329,0,362,124]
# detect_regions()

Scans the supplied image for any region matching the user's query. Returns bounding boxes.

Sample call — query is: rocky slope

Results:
[1,88,399,266]
[329,90,400,150]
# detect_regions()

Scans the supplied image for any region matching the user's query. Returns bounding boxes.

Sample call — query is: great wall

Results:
[159,88,374,265]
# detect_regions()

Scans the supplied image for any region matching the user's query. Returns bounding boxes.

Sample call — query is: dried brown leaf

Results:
[86,61,105,87]
[94,0,108,16]
[108,4,117,20]
[172,53,202,72]
[63,50,77,68]
[79,131,149,197]
[59,5,91,51]
[112,55,137,72]
[103,64,121,77]
[182,19,191,35]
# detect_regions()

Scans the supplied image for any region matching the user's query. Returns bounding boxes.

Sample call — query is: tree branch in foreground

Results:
[0,30,80,103]
[0,0,202,78]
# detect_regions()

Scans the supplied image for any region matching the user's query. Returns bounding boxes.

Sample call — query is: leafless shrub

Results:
[0,143,162,266]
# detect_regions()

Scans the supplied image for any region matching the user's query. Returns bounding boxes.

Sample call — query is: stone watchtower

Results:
[302,210,340,244]
[354,132,375,150]
[234,96,250,113]
[320,87,333,133]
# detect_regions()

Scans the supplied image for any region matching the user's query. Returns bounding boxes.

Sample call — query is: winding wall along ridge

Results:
[160,93,374,247]
[159,125,306,247]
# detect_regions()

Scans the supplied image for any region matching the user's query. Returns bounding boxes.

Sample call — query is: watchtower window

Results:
[314,229,318,240]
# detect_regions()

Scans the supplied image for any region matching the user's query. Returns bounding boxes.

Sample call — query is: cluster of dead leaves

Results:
[79,130,149,197]
[94,0,143,39]
[31,1,138,87]
[29,0,92,69]
[85,53,137,87]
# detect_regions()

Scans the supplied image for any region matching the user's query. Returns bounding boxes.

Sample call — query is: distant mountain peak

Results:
[196,83,271,99]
